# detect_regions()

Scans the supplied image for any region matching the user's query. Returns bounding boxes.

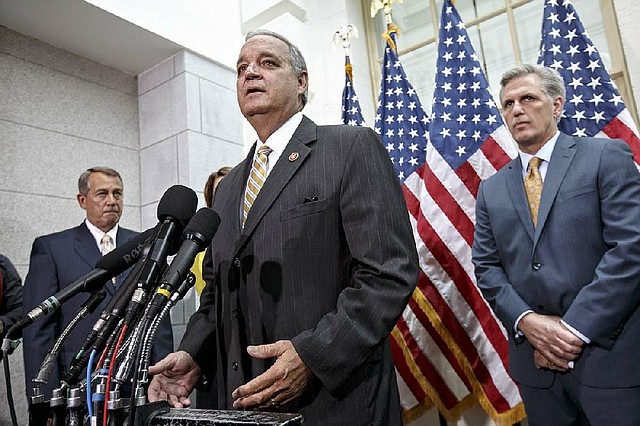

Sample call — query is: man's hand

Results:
[147,350,202,408]
[232,340,313,410]
[518,313,584,370]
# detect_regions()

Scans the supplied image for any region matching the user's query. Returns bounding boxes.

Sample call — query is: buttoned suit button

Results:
[232,362,239,371]
[537,305,545,312]
[532,262,541,270]
[233,258,241,268]
[232,309,240,318]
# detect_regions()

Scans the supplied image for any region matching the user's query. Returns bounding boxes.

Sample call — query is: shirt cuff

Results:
[560,319,591,344]
[514,309,534,337]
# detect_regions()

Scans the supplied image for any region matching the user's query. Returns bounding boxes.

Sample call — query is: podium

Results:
[148,408,303,425]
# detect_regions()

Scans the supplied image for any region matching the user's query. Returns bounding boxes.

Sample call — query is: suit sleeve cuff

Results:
[560,319,591,344]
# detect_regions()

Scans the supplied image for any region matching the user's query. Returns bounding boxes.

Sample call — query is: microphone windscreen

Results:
[184,208,221,246]
[157,185,198,228]
[95,225,159,272]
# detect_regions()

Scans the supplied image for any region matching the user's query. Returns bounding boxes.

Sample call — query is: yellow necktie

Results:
[243,145,272,226]
[524,157,543,226]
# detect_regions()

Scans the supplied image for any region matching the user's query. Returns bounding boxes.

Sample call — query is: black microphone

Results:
[135,185,198,291]
[6,226,158,338]
[147,208,220,317]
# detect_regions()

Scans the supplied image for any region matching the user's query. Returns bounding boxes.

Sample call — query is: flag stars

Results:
[566,61,581,73]
[568,77,583,89]
[564,29,578,42]
[566,44,580,56]
[550,59,563,70]
[588,93,604,106]
[590,111,606,124]
[549,44,562,55]
[587,77,601,89]
[572,110,586,122]
[455,145,467,156]
[610,94,623,106]
[586,59,600,72]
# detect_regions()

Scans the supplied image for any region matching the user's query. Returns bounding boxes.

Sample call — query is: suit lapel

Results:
[74,223,100,271]
[235,116,316,254]
[534,134,576,243]
[505,158,535,240]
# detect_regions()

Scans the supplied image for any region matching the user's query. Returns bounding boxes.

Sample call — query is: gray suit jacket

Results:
[473,133,640,388]
[180,116,419,425]
[23,222,173,400]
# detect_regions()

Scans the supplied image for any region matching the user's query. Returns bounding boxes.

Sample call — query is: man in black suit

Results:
[148,30,419,425]
[22,167,173,411]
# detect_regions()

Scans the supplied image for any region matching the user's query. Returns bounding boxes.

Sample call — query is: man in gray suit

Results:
[472,64,640,425]
[148,30,419,425]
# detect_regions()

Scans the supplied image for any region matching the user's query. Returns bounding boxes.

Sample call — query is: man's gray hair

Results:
[78,167,122,195]
[245,29,309,107]
[500,64,565,121]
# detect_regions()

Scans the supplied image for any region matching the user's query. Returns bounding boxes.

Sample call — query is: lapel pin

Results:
[288,152,299,162]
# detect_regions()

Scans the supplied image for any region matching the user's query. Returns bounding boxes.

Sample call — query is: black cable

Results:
[2,349,19,426]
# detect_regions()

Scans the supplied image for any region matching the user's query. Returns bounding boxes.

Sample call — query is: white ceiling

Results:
[0,0,184,75]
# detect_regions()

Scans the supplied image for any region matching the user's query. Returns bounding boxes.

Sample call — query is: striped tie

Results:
[524,157,544,226]
[243,145,272,226]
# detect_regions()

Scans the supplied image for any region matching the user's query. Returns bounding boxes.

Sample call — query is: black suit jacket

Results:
[180,116,419,425]
[22,222,174,400]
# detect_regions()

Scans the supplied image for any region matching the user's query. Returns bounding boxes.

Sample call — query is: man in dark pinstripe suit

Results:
[149,29,419,426]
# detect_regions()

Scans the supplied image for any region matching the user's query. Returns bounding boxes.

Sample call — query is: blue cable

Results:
[87,349,97,417]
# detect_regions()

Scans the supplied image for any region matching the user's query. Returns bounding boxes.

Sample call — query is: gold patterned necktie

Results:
[243,145,272,226]
[524,157,544,226]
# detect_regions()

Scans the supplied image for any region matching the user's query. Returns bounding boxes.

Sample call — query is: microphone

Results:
[135,185,198,291]
[147,208,220,317]
[6,226,158,338]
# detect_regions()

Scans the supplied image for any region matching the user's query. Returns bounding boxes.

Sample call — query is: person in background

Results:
[193,166,233,297]
[22,166,174,418]
[472,64,640,425]
[147,30,418,425]
[191,165,232,410]
[0,254,24,354]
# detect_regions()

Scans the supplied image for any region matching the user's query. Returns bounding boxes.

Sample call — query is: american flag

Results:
[341,56,366,126]
[537,0,640,163]
[376,1,525,424]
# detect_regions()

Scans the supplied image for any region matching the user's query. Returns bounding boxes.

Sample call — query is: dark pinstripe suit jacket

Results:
[181,116,419,425]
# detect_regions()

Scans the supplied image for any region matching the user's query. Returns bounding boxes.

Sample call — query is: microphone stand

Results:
[126,273,196,426]
[33,290,107,387]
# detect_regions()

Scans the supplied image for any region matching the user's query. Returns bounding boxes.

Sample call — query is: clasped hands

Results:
[147,340,313,410]
[518,313,585,372]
